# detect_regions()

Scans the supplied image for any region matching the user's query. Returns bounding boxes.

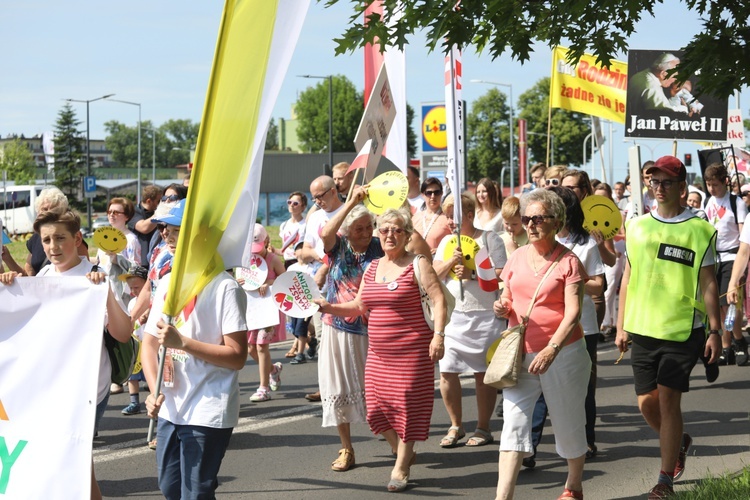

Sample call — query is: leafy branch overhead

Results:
[327,0,750,99]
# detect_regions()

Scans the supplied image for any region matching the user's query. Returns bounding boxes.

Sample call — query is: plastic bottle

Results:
[724,303,736,331]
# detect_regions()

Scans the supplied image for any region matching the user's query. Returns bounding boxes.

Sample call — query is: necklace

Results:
[421,209,440,238]
[530,243,557,277]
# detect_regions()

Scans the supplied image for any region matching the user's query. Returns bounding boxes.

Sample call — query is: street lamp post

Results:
[143,127,157,183]
[471,79,514,192]
[106,99,142,204]
[299,75,333,172]
[65,93,115,234]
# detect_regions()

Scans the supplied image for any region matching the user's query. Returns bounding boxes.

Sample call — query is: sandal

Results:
[331,448,355,472]
[439,426,465,448]
[387,451,416,492]
[466,428,494,447]
[285,349,297,358]
[557,487,583,499]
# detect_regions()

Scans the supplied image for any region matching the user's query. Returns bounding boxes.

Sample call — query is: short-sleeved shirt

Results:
[434,231,507,312]
[705,192,747,261]
[412,210,452,252]
[26,233,48,274]
[557,234,605,335]
[279,218,306,261]
[128,203,156,267]
[145,272,247,428]
[323,236,383,335]
[500,245,585,353]
[304,205,344,259]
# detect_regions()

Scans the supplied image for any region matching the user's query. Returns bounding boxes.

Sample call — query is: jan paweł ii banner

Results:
[549,46,627,124]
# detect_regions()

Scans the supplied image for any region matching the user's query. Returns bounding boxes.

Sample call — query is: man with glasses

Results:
[703,162,749,366]
[302,176,344,263]
[129,185,163,267]
[617,155,721,499]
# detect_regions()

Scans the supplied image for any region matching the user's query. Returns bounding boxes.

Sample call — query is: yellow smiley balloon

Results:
[364,171,408,215]
[93,226,128,254]
[581,195,621,240]
[442,235,480,280]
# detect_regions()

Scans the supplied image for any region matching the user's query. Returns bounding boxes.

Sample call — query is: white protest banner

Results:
[0,277,107,499]
[235,254,268,291]
[271,271,321,319]
[727,109,746,148]
[244,289,281,331]
[354,62,397,183]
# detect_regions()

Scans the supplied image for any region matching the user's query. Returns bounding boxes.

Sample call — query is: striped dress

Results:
[360,260,435,442]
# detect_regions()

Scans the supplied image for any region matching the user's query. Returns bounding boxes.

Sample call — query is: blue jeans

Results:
[95,393,109,435]
[156,418,234,500]
[530,393,547,456]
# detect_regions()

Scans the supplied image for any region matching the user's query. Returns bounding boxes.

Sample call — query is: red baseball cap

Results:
[646,155,687,180]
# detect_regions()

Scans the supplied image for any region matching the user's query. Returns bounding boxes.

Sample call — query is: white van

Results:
[1,185,43,235]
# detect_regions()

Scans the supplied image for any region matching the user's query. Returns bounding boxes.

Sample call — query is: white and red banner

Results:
[444,45,464,224]
[0,277,107,499]
[475,246,499,292]
[355,63,397,183]
[364,0,407,172]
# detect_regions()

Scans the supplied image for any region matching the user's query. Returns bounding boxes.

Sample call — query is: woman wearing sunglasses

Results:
[278,191,308,269]
[412,177,452,254]
[97,197,140,274]
[493,188,590,500]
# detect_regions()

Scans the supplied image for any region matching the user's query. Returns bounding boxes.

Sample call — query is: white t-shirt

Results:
[96,230,141,272]
[407,195,424,212]
[279,218,306,261]
[304,204,344,259]
[705,192,747,261]
[473,211,504,235]
[434,231,507,312]
[145,272,248,428]
[39,257,111,405]
[557,235,604,335]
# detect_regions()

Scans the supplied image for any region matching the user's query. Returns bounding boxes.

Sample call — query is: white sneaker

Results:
[269,362,282,391]
[249,387,271,402]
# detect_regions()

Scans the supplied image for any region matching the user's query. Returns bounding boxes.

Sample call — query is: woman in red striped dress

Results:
[316,207,447,493]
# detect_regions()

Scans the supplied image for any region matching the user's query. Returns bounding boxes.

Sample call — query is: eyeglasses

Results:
[545,179,560,186]
[312,188,333,202]
[521,215,555,226]
[287,200,301,207]
[424,189,443,197]
[378,227,405,236]
[107,210,125,216]
[161,194,180,203]
[649,179,676,190]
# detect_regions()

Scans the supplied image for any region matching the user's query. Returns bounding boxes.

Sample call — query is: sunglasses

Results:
[378,227,405,235]
[161,194,180,203]
[545,179,560,186]
[107,210,125,216]
[287,200,301,207]
[424,189,443,197]
[521,215,555,226]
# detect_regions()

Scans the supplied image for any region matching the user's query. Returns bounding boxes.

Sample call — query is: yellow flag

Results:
[549,46,628,124]
[163,0,310,317]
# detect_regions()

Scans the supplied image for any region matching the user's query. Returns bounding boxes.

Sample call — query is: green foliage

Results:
[517,78,590,167]
[466,88,510,181]
[674,467,750,498]
[327,0,749,99]
[295,75,363,154]
[104,119,198,169]
[160,119,199,166]
[53,103,85,209]
[406,103,418,158]
[266,118,279,150]
[0,138,36,184]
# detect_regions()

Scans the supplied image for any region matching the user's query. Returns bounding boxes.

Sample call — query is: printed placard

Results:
[581,195,621,240]
[442,235,480,280]
[271,271,321,319]
[364,170,408,214]
[235,254,268,291]
[93,227,127,254]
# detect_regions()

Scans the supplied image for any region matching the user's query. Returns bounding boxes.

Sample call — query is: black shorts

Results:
[716,260,734,306]
[631,326,705,394]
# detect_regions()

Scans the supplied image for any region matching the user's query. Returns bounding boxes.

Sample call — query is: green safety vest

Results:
[624,213,717,342]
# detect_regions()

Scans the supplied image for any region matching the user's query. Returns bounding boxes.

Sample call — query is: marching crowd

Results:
[2,154,748,500]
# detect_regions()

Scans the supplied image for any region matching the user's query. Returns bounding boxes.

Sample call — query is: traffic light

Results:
[684,153,692,166]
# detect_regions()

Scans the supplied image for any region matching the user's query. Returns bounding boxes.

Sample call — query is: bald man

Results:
[302,176,345,262]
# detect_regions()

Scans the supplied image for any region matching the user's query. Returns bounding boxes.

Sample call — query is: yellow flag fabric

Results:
[549,46,628,124]
[163,0,310,317]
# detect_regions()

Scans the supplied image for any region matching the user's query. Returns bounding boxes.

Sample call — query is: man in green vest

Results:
[616,155,722,500]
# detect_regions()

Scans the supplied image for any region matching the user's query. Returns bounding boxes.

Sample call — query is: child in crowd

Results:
[246,223,287,402]
[119,264,149,415]
[142,199,248,500]
[286,241,322,365]
[499,196,528,256]
[686,191,703,210]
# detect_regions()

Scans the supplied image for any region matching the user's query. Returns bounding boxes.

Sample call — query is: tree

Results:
[406,103,418,159]
[0,139,36,184]
[53,103,85,208]
[265,118,279,150]
[466,88,510,181]
[295,75,363,153]
[517,78,591,167]
[161,119,200,166]
[328,1,749,99]
[104,120,171,169]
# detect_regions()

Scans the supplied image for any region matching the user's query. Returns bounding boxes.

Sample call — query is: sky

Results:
[1,1,747,183]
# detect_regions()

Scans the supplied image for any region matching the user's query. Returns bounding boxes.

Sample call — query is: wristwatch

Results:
[435,331,445,337]
[708,329,721,336]
[548,342,561,353]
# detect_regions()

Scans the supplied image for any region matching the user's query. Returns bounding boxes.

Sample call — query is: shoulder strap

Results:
[522,246,567,322]
[412,254,423,285]
[730,194,738,225]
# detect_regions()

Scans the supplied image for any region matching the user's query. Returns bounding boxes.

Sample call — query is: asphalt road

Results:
[94,339,750,499]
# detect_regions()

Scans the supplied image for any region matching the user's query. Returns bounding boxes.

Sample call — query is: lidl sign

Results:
[422,104,447,152]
